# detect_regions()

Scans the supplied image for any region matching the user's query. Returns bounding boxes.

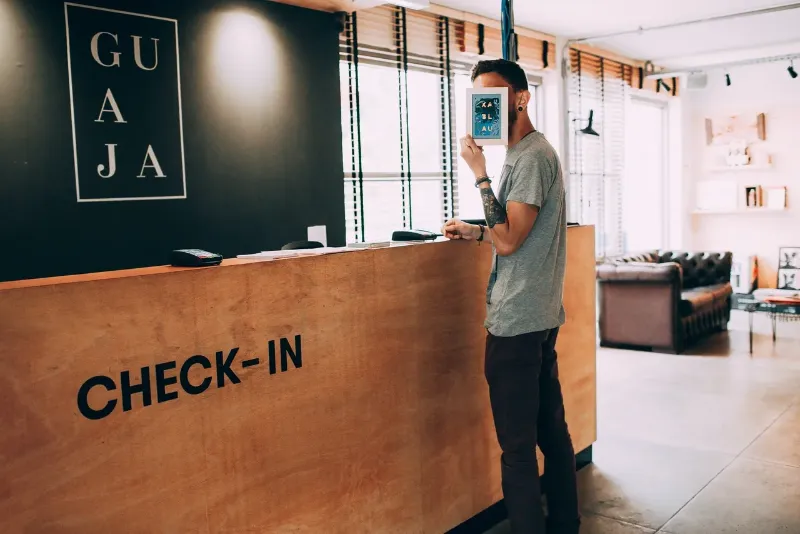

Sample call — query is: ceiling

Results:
[432,0,800,70]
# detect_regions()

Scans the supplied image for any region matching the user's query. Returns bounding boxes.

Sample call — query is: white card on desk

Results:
[236,247,363,261]
[347,242,391,249]
[307,225,327,247]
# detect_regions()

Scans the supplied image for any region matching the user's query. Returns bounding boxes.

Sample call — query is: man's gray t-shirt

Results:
[485,131,567,337]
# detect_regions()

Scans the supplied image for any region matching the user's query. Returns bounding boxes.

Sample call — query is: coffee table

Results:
[731,294,800,354]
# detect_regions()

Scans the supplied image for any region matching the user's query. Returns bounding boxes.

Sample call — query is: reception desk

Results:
[0,225,596,533]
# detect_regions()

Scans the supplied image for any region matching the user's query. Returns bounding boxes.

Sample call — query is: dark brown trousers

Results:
[485,328,580,534]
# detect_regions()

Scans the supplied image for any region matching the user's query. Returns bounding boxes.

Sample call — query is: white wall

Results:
[682,62,800,338]
[537,67,564,156]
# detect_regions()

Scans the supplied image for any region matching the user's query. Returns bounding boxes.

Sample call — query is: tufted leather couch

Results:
[596,251,733,353]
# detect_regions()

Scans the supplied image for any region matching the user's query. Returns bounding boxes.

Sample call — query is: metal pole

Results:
[571,2,800,45]
[501,0,517,61]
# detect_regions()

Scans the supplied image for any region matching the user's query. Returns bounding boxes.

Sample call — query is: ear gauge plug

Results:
[518,106,523,111]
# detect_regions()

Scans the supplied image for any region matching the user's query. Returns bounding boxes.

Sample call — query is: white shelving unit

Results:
[707,164,772,173]
[697,132,784,212]
[692,207,786,215]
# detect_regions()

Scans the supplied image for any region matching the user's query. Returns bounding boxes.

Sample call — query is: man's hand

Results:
[460,135,487,178]
[442,219,479,241]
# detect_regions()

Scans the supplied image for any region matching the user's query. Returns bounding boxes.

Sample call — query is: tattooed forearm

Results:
[480,187,507,228]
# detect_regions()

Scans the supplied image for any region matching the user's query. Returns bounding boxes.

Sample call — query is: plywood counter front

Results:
[0,226,596,534]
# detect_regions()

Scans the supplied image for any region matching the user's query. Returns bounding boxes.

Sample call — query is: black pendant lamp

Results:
[580,110,600,137]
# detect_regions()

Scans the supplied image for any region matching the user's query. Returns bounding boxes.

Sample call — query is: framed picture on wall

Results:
[779,247,800,269]
[778,269,800,290]
[65,3,187,202]
[466,88,508,146]
[777,247,800,290]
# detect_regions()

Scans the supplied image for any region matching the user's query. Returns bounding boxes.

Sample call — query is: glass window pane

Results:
[362,180,405,242]
[407,70,443,174]
[358,64,402,173]
[410,180,444,232]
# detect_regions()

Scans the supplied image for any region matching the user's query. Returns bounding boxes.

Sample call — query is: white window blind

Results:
[454,21,555,74]
[567,49,678,258]
[339,6,456,242]
[568,50,630,258]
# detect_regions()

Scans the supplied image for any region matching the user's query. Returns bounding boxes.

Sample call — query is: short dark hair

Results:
[470,59,529,92]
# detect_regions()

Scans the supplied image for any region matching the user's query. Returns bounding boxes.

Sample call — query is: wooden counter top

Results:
[0,257,260,290]
[0,243,455,291]
[0,226,596,533]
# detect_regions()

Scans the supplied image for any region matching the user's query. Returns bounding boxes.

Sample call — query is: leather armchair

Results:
[597,251,733,353]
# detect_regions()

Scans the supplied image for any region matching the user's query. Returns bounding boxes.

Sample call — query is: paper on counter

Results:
[237,247,364,261]
[237,250,301,260]
[307,225,328,247]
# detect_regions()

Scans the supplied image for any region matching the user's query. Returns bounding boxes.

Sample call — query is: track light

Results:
[725,73,731,86]
[789,61,797,79]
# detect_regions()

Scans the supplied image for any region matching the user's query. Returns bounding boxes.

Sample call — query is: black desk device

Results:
[170,249,223,267]
[392,229,440,241]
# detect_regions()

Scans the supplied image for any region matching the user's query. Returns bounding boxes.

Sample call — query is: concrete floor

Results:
[484,328,800,533]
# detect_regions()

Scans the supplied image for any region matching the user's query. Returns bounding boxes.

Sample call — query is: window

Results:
[567,50,629,258]
[340,6,554,242]
[339,7,455,243]
[340,62,450,243]
[567,48,678,259]
[340,61,406,243]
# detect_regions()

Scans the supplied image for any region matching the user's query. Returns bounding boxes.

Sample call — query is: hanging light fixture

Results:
[578,110,599,137]
[789,60,798,79]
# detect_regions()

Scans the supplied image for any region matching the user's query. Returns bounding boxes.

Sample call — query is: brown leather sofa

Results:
[597,251,733,353]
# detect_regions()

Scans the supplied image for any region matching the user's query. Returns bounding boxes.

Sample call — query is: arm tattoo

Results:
[480,187,507,228]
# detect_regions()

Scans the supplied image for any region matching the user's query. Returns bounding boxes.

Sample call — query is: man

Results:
[442,59,579,534]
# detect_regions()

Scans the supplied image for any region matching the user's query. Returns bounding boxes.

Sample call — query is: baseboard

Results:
[576,444,593,470]
[446,500,507,534]
[446,444,594,533]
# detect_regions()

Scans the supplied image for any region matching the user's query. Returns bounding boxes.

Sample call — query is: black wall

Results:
[0,0,345,282]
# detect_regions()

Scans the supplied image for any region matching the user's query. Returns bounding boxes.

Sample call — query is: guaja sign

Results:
[65,3,187,202]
